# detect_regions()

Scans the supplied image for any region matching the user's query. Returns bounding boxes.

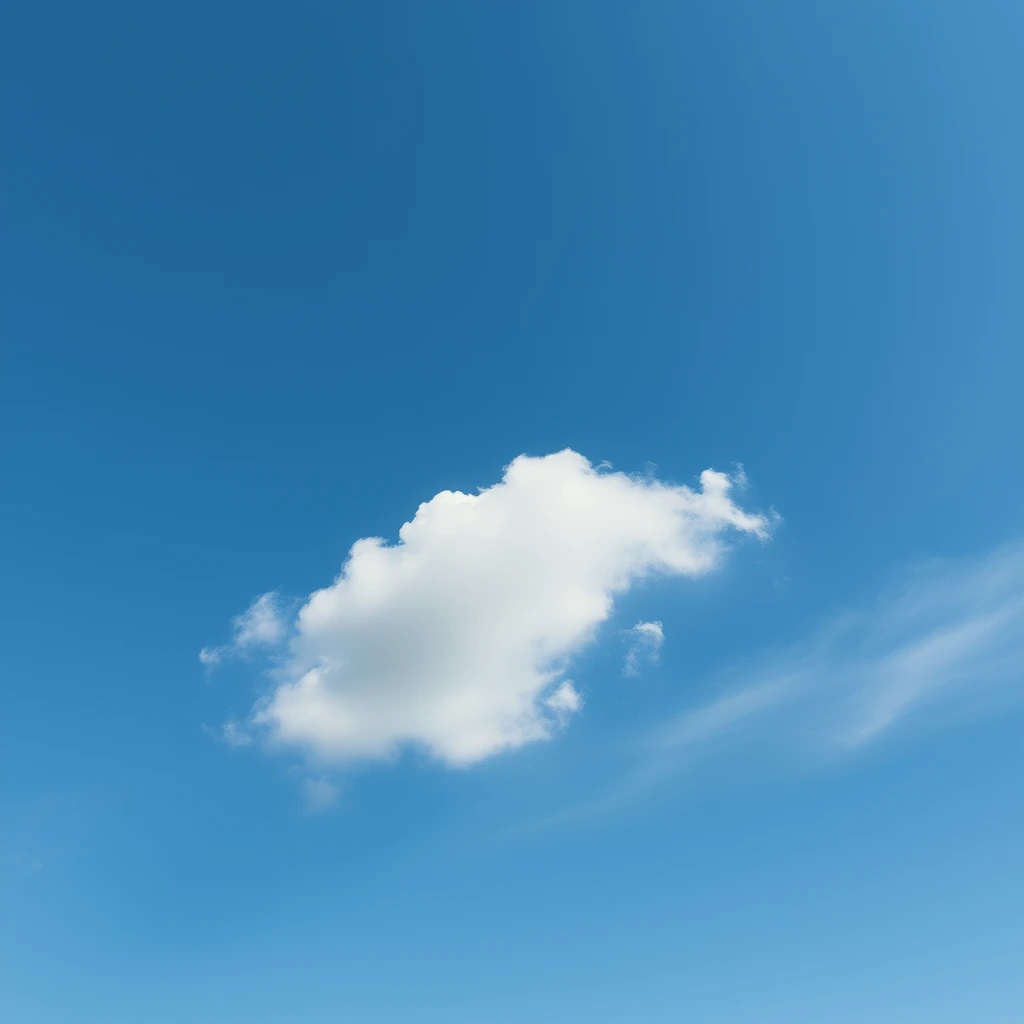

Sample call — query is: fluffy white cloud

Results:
[623,620,665,676]
[200,592,285,666]
[208,451,767,768]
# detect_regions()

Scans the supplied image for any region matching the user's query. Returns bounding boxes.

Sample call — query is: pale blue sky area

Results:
[3,2,1023,1022]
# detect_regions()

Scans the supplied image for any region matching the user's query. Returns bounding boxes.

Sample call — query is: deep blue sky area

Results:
[3,2,1023,1022]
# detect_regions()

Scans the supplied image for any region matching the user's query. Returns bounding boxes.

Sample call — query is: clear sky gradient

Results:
[3,2,1023,1022]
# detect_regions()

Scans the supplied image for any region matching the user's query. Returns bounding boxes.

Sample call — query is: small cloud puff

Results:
[200,592,286,666]
[221,719,253,747]
[545,680,584,717]
[623,621,665,676]
[201,719,254,748]
[301,777,341,813]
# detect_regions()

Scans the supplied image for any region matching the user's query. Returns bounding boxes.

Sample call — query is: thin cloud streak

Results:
[539,542,1024,828]
[659,543,1024,760]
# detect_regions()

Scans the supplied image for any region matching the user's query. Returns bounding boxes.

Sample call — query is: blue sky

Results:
[3,2,1023,1021]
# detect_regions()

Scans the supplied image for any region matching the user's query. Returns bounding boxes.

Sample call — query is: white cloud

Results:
[200,592,286,666]
[212,450,766,769]
[199,647,220,666]
[531,542,1024,829]
[300,777,341,813]
[221,719,253,747]
[623,620,665,676]
[545,680,584,717]
[651,541,1024,767]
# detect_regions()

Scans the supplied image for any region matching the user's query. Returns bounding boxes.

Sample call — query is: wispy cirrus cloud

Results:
[549,542,1024,825]
[655,543,1024,763]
